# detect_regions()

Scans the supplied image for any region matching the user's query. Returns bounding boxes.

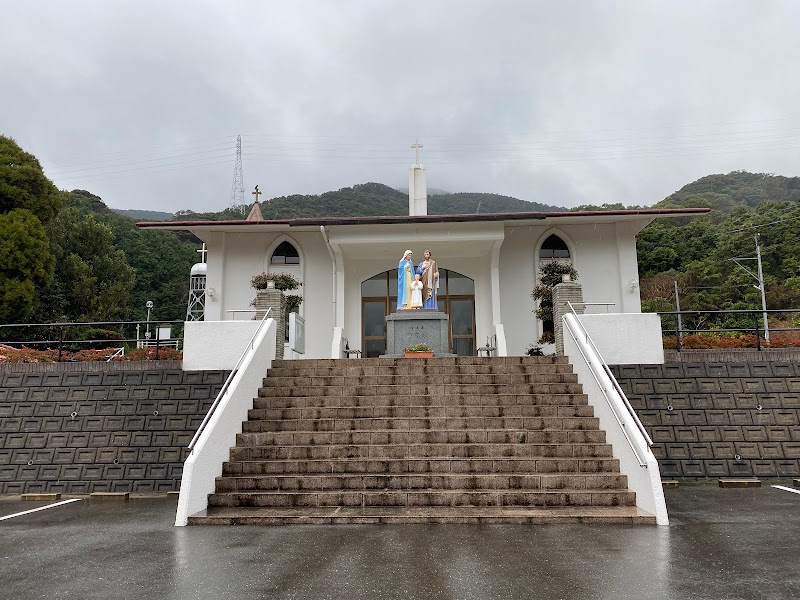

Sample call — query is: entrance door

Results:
[446,296,475,356]
[362,298,390,358]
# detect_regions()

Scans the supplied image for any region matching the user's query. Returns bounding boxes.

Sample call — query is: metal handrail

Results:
[564,302,653,465]
[105,348,125,362]
[0,319,185,361]
[655,308,800,352]
[187,308,272,453]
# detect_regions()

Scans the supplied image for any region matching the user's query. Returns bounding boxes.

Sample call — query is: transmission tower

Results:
[229,134,245,215]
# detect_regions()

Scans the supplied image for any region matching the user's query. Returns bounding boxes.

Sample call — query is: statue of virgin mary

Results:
[397,250,414,310]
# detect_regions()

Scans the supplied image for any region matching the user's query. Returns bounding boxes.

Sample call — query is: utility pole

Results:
[674,281,682,339]
[730,236,770,343]
[755,234,769,342]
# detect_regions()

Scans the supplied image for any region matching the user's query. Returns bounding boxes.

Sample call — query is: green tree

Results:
[0,135,63,223]
[64,190,200,321]
[0,136,62,323]
[47,207,136,321]
[0,209,54,322]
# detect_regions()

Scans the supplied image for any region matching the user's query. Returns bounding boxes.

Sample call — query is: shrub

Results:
[404,343,432,352]
[250,272,302,291]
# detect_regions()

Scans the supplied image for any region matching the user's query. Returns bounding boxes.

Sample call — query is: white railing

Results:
[566,303,653,460]
[187,309,272,452]
[105,347,124,362]
[175,309,276,526]
[562,305,668,525]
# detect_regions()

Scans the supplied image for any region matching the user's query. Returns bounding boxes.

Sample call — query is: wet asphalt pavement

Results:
[0,485,798,600]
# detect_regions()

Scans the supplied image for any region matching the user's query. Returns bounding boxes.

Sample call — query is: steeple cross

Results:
[252,185,262,202]
[411,138,423,164]
[197,243,207,263]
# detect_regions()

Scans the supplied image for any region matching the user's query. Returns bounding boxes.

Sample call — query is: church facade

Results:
[139,163,708,361]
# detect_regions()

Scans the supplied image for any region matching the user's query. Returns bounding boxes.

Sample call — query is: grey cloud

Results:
[1,0,798,212]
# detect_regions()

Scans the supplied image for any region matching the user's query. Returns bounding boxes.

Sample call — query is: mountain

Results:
[395,186,451,195]
[113,208,174,221]
[167,182,567,222]
[655,171,800,214]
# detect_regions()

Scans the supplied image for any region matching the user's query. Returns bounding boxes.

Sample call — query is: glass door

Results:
[446,296,475,356]
[362,298,389,358]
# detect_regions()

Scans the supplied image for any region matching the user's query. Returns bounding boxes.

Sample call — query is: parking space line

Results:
[771,485,800,495]
[0,499,83,522]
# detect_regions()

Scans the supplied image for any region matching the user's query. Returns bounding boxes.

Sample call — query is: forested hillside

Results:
[637,173,800,331]
[173,183,566,221]
[0,135,199,327]
[2,131,799,331]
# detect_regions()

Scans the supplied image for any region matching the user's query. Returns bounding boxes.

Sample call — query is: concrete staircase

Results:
[188,357,656,525]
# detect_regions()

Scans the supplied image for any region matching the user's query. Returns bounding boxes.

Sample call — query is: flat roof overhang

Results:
[136,207,712,235]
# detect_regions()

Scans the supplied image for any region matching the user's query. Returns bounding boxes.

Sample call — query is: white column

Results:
[615,221,641,313]
[408,165,427,216]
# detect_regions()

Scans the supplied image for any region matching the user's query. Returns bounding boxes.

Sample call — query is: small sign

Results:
[289,313,305,354]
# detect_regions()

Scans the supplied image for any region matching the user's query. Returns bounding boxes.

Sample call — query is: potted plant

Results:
[250,272,303,315]
[403,343,433,358]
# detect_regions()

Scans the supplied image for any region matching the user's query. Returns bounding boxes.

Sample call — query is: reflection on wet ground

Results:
[0,485,798,599]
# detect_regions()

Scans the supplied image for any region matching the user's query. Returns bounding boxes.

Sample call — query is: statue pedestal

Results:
[381,310,456,357]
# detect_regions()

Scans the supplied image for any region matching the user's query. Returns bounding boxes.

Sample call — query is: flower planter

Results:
[403,351,434,358]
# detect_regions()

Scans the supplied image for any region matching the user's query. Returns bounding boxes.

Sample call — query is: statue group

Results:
[397,249,439,311]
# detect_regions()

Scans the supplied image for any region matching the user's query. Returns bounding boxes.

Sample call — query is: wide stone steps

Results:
[241,416,601,433]
[265,362,575,377]
[223,457,621,474]
[233,430,606,448]
[253,394,590,409]
[247,404,596,420]
[213,473,629,492]
[207,489,636,508]
[188,505,656,525]
[229,443,615,462]
[189,357,652,525]
[257,383,586,397]
[261,374,580,387]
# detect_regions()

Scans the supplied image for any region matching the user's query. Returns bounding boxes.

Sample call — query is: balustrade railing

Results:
[0,320,185,361]
[655,308,800,351]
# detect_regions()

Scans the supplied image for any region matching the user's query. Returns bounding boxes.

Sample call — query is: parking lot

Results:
[1,484,799,600]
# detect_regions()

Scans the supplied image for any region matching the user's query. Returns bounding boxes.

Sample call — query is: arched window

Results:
[539,234,570,260]
[270,241,300,265]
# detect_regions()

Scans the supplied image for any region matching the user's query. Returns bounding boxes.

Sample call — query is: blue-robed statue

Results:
[397,250,414,310]
[415,249,439,309]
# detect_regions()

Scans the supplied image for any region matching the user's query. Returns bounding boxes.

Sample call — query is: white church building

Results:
[140,157,709,366]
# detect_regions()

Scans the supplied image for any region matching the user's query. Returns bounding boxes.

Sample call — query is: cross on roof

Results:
[252,185,262,201]
[411,138,423,164]
[197,243,207,262]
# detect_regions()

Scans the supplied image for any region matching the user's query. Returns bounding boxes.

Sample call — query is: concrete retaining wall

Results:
[610,362,800,479]
[0,366,227,494]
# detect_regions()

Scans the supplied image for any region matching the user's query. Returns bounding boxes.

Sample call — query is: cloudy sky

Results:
[2,1,799,213]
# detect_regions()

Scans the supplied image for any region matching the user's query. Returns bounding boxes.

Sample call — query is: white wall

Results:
[183,320,261,370]
[577,313,665,365]
[499,221,646,356]
[201,230,335,359]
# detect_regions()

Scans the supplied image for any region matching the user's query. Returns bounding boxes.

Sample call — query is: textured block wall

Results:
[0,369,227,494]
[610,362,800,479]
